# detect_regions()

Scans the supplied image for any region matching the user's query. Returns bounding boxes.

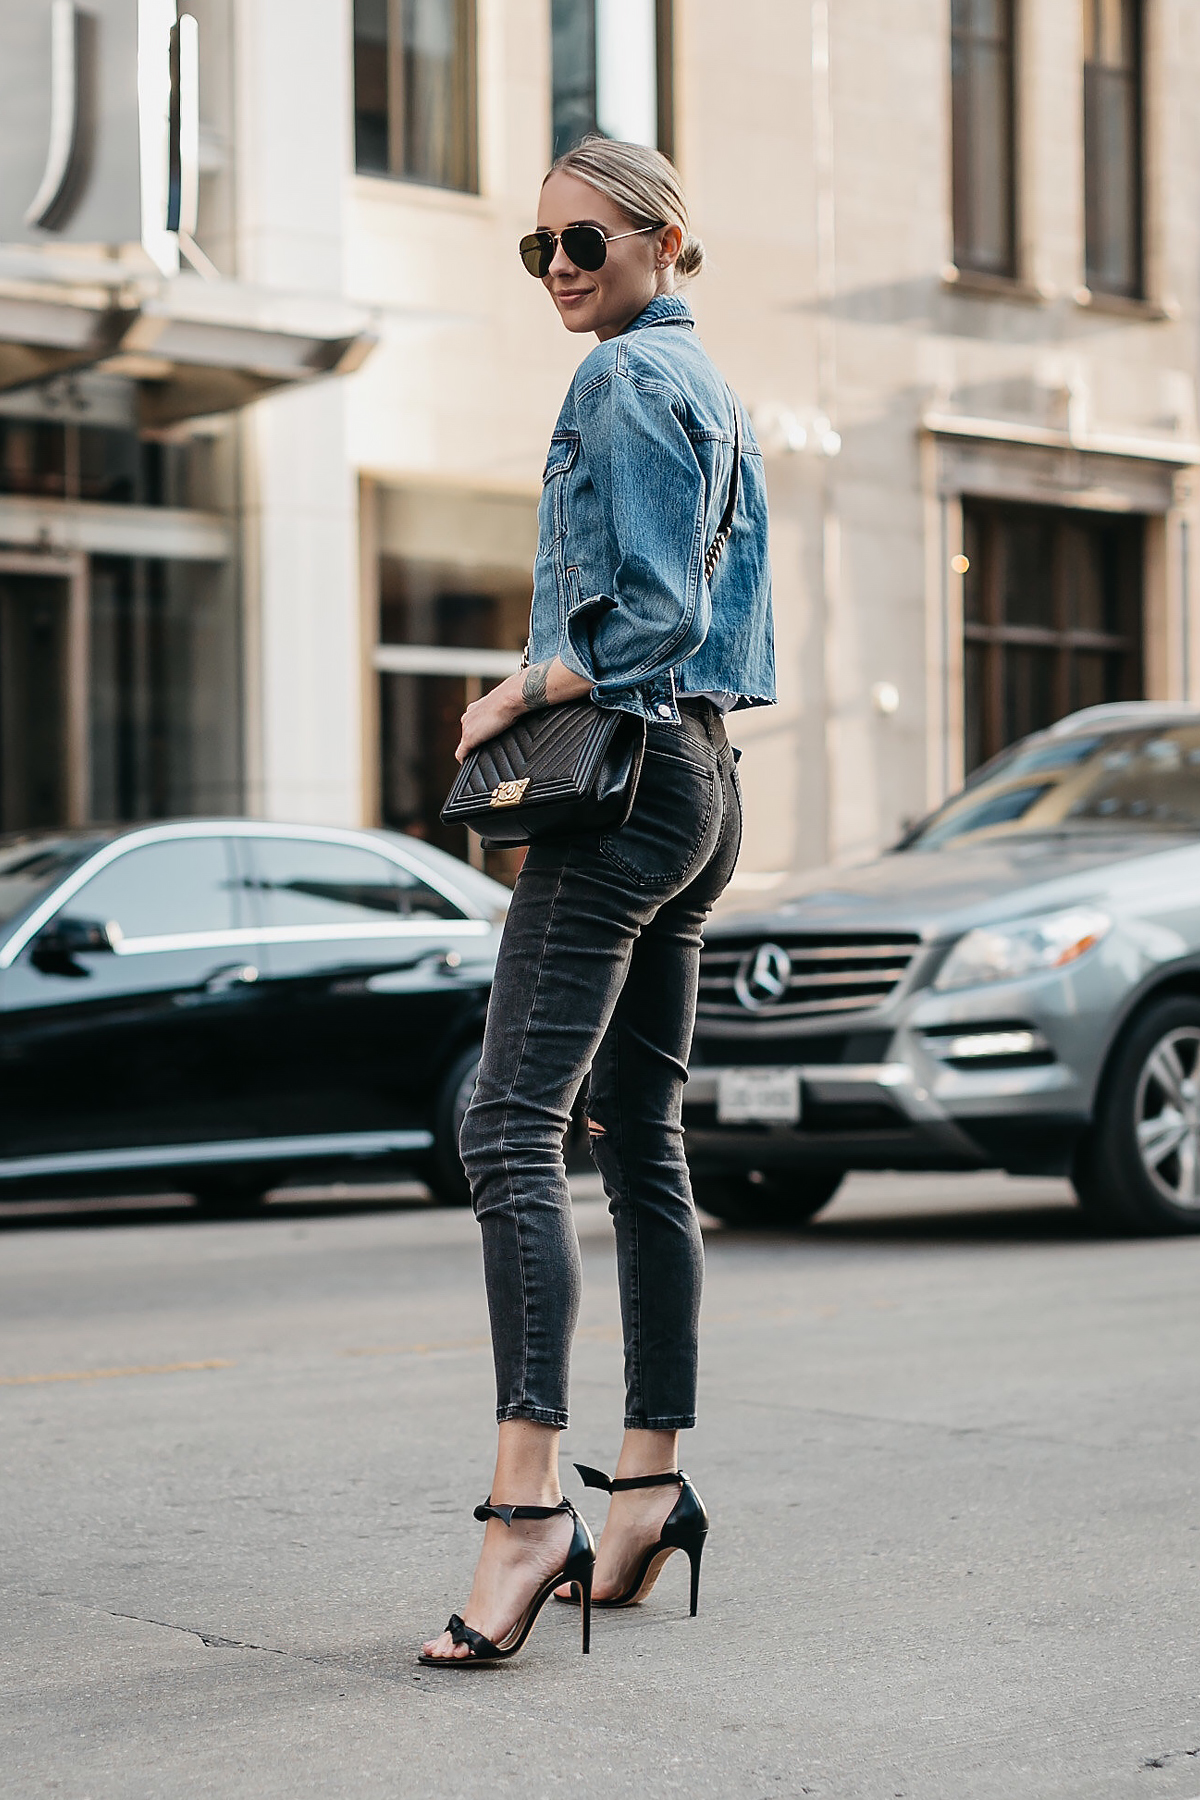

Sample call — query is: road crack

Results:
[31,1592,424,1687]
[1142,1745,1200,1770]
[105,1610,289,1655]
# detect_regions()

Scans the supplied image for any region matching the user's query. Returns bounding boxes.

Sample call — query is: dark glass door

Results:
[376,557,530,883]
[962,501,1144,772]
[0,572,69,832]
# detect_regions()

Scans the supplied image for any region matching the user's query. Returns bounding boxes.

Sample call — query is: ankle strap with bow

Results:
[472,1496,576,1526]
[574,1463,687,1493]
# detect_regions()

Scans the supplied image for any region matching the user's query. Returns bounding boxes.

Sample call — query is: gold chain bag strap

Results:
[441,395,742,849]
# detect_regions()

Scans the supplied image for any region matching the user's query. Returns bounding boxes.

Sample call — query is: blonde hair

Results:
[546,136,706,281]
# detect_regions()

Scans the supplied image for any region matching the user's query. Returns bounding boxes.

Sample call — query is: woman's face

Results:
[536,170,682,341]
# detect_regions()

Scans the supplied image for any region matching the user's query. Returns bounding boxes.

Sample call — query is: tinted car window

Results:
[911,783,1054,851]
[0,838,101,926]
[248,839,464,928]
[903,724,1200,851]
[61,837,240,940]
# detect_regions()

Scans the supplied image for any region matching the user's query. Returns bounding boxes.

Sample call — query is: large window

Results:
[353,0,478,191]
[0,418,185,507]
[551,0,673,160]
[950,0,1017,278]
[1083,0,1143,297]
[962,501,1143,771]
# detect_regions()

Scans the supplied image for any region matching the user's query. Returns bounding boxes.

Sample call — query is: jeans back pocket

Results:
[600,747,717,888]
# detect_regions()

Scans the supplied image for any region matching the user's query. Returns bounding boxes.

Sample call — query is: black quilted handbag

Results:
[441,395,741,848]
[440,702,646,846]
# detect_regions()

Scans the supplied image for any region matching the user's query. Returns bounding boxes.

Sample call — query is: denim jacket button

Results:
[656,703,673,719]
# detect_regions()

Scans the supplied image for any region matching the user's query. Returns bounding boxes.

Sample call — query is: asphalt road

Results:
[4,1172,1200,1800]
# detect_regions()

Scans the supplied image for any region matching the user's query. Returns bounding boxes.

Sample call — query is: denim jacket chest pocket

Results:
[536,430,582,635]
[538,432,580,546]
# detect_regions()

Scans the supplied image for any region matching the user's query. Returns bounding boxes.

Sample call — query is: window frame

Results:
[654,0,675,160]
[550,0,675,162]
[1082,0,1145,299]
[950,0,1019,281]
[353,0,479,194]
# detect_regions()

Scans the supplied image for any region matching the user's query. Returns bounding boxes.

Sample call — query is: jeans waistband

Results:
[651,697,730,760]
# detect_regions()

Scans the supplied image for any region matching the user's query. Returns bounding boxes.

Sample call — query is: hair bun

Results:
[675,234,706,280]
[548,138,704,283]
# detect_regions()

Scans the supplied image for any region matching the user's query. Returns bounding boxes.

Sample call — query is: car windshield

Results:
[0,836,101,926]
[902,723,1200,852]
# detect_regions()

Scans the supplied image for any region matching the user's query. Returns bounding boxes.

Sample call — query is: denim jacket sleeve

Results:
[558,366,712,704]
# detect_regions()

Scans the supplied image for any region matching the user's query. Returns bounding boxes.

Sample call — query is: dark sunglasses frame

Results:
[518,222,663,279]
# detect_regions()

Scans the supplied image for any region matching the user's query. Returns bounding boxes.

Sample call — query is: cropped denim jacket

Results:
[529,293,775,723]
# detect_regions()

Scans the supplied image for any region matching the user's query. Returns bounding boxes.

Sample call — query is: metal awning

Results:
[0,248,377,428]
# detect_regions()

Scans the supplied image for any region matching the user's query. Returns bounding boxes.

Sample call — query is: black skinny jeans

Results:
[459,701,742,1431]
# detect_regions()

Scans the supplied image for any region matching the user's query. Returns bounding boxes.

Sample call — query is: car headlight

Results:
[934,906,1112,993]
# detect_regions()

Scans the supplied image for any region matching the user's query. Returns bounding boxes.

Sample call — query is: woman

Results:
[420,137,774,1666]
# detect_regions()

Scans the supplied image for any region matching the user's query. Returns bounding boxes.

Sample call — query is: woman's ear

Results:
[657,223,683,268]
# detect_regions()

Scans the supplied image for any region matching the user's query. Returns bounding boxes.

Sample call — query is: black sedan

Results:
[0,821,509,1212]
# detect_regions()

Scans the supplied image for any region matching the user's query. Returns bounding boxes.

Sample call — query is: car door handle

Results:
[204,963,260,993]
[173,964,260,1009]
[366,951,465,995]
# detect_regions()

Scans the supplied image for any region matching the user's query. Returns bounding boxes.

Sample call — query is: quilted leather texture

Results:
[441,702,645,845]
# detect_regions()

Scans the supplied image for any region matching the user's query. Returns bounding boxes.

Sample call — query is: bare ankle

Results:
[613,1427,680,1481]
[491,1419,563,1507]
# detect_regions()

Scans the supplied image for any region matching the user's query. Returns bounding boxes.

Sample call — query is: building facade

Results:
[1,0,1198,896]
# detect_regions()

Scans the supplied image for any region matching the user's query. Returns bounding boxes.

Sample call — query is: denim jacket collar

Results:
[622,293,695,334]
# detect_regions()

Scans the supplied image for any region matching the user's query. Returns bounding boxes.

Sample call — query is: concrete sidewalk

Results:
[3,1173,1200,1800]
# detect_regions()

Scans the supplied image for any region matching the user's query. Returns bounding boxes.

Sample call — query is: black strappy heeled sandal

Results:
[556,1464,709,1614]
[418,1496,595,1667]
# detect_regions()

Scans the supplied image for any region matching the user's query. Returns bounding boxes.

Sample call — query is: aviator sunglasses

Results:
[519,221,663,279]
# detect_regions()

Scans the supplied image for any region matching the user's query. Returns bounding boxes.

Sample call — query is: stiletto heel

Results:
[687,1541,703,1616]
[556,1465,709,1613]
[578,1559,593,1653]
[419,1496,595,1667]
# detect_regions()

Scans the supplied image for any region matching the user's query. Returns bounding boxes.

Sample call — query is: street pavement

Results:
[3,1171,1200,1800]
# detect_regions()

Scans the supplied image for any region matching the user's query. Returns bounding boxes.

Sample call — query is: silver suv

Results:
[685,703,1200,1234]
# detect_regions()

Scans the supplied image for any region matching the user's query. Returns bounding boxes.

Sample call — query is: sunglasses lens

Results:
[519,232,553,278]
[560,226,607,272]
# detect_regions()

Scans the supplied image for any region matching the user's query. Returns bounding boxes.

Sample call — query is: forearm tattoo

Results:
[521,660,552,710]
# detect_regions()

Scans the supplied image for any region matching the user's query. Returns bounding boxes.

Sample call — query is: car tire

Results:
[427,1044,481,1207]
[691,1167,843,1229]
[1074,995,1200,1236]
[191,1175,269,1217]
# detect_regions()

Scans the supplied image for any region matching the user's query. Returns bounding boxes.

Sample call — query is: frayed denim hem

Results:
[624,1414,696,1431]
[497,1404,570,1428]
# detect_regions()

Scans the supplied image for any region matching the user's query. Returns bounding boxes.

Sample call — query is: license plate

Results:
[716,1067,801,1126]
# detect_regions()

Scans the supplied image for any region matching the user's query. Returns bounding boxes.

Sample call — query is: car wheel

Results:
[191,1175,269,1217]
[691,1168,843,1229]
[427,1045,481,1206]
[1074,996,1200,1235]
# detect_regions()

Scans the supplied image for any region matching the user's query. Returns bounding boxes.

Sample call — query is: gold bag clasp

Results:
[490,778,530,808]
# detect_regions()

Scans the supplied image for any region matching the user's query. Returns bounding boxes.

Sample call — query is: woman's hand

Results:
[455,659,593,762]
[455,674,527,763]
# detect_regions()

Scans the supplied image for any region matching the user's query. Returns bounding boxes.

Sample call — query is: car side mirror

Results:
[30,916,118,976]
